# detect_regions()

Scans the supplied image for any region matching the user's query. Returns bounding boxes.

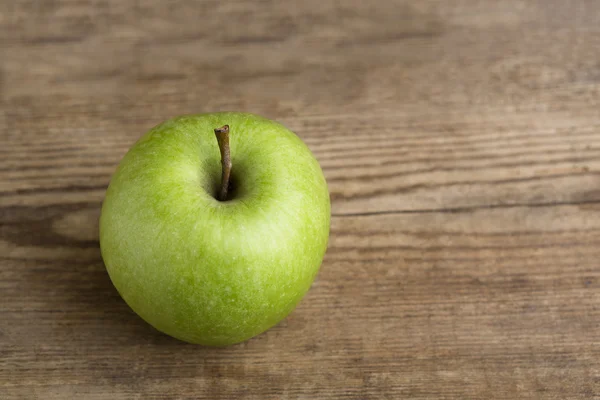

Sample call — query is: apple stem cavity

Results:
[214,125,232,201]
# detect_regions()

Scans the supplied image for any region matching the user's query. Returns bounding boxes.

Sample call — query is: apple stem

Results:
[214,125,232,201]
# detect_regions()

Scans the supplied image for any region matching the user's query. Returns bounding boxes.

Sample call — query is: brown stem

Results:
[214,125,232,201]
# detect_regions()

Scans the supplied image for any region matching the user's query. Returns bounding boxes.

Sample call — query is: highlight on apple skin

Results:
[99,112,330,346]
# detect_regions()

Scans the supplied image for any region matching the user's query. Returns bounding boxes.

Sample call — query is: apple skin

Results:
[99,112,330,346]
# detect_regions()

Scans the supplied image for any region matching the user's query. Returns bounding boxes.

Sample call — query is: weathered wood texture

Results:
[2,1,600,399]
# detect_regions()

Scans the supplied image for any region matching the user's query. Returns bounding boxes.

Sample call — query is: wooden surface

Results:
[2,1,600,398]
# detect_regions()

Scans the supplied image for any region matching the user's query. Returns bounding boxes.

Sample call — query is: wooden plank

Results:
[2,204,599,399]
[3,108,600,215]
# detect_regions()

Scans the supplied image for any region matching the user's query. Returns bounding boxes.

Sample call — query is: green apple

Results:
[99,112,330,346]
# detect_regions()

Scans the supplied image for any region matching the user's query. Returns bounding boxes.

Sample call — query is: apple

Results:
[99,112,330,346]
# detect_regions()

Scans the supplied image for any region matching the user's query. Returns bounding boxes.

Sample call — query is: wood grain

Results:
[2,0,600,398]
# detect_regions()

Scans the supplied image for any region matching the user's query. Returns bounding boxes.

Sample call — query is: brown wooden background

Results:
[2,1,600,399]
